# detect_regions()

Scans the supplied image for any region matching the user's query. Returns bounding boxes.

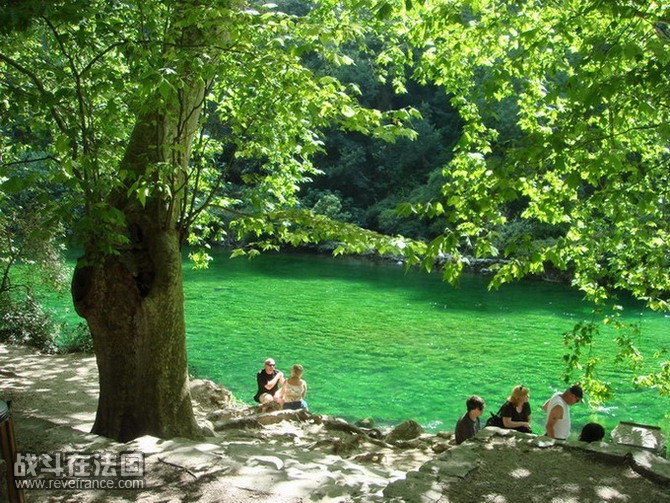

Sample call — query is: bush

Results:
[0,293,94,354]
[56,322,94,354]
[0,293,58,353]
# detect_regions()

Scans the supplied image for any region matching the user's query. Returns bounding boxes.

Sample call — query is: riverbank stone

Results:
[386,419,424,443]
[630,450,670,486]
[612,421,667,458]
[190,379,234,409]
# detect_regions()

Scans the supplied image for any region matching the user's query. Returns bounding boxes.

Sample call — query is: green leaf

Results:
[341,105,356,118]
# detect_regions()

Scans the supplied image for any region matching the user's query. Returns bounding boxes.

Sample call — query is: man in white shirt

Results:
[543,384,583,440]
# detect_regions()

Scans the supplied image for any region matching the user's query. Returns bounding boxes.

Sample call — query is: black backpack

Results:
[485,403,505,428]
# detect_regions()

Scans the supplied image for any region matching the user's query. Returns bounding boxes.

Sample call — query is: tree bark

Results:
[72,231,199,441]
[72,109,203,440]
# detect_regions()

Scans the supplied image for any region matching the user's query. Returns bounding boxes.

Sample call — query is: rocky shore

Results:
[1,343,669,502]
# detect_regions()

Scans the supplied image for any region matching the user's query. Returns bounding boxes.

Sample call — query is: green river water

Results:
[182,250,669,440]
[39,250,670,441]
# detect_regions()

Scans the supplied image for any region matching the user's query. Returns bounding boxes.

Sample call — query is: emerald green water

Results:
[35,250,669,440]
[183,251,670,439]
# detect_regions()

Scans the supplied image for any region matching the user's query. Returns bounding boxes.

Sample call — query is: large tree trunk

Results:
[71,3,209,439]
[71,226,199,442]
[72,109,203,440]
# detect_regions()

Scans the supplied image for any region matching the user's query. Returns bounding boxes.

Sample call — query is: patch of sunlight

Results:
[510,467,531,478]
[595,486,629,501]
[550,498,580,503]
[483,494,507,503]
[564,483,581,493]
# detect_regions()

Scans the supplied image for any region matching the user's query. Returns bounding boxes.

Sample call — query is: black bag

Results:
[485,404,505,428]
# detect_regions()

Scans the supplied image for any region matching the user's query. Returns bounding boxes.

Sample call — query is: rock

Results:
[190,379,233,410]
[248,455,284,470]
[630,450,670,485]
[206,409,239,422]
[432,442,452,454]
[255,409,311,425]
[358,427,384,440]
[385,419,424,443]
[197,420,215,437]
[213,417,263,431]
[611,421,667,458]
[392,439,424,449]
[352,452,384,463]
[383,471,445,502]
[355,417,375,428]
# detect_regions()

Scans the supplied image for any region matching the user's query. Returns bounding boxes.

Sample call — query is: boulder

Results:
[385,419,424,443]
[355,417,375,428]
[190,379,233,410]
[611,421,667,458]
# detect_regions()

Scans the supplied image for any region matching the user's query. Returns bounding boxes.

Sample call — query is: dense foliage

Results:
[391,1,670,305]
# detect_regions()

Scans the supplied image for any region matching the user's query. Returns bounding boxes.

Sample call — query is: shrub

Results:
[56,322,94,354]
[0,293,58,353]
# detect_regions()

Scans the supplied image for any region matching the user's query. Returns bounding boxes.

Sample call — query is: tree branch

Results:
[80,40,129,78]
[42,17,92,158]
[0,53,68,134]
[1,156,61,168]
[571,123,663,150]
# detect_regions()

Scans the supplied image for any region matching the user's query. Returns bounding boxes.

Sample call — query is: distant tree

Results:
[303,47,461,235]
[0,170,67,297]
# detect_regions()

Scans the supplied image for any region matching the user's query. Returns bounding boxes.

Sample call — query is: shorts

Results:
[283,400,308,410]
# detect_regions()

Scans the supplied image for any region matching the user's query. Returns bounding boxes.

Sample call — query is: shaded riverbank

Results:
[2,342,669,502]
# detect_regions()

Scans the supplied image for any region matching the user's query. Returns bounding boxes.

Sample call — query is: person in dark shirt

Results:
[253,358,284,408]
[454,395,486,445]
[501,384,532,433]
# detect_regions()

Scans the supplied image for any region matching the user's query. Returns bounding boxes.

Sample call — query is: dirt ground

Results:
[1,343,669,503]
[446,437,670,503]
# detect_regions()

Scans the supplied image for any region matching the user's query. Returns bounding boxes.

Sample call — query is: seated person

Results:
[253,358,284,407]
[280,364,308,410]
[501,385,532,433]
[579,422,605,443]
[455,395,485,445]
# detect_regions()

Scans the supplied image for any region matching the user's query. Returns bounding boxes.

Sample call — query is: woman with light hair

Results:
[280,364,308,410]
[501,385,532,433]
